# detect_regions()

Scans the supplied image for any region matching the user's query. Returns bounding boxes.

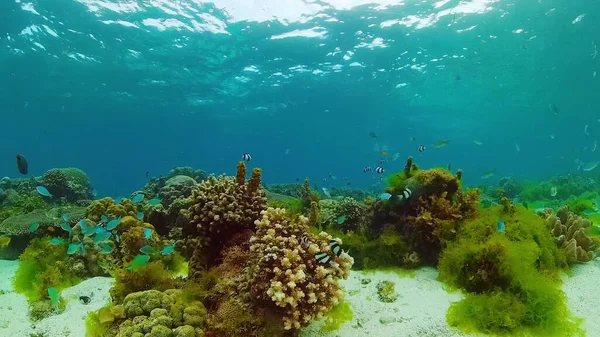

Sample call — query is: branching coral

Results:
[244,207,353,330]
[538,206,596,263]
[187,162,267,273]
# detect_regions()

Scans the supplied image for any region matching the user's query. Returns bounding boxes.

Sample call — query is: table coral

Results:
[538,206,596,263]
[244,207,353,330]
[187,161,267,273]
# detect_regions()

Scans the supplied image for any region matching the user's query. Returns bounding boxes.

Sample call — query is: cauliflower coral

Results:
[245,207,353,330]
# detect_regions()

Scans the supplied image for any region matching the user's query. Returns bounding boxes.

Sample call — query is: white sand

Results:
[1,259,598,337]
[0,259,113,337]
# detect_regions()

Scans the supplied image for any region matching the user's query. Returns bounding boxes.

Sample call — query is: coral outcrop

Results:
[40,168,94,202]
[187,161,267,272]
[244,207,353,330]
[319,197,369,233]
[538,206,596,263]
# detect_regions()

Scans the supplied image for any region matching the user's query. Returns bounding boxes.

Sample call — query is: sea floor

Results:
[0,259,598,337]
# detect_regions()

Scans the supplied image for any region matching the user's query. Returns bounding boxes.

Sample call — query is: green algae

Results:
[321,300,353,332]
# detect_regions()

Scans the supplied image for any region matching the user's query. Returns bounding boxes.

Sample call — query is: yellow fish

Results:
[0,236,11,248]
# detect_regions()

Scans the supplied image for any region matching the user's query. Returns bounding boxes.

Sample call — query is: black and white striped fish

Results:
[315,252,332,266]
[375,166,384,174]
[301,234,309,248]
[329,239,342,256]
[398,188,412,200]
[418,145,425,152]
[363,165,372,173]
[242,153,252,161]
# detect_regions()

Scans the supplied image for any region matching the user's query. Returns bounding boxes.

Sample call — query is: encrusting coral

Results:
[187,161,267,273]
[244,207,353,330]
[538,206,596,263]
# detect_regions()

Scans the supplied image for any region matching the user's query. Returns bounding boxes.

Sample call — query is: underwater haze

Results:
[1,0,599,196]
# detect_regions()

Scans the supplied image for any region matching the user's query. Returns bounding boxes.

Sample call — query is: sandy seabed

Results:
[1,259,598,337]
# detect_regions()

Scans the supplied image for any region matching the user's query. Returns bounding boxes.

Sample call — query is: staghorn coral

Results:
[538,206,596,263]
[187,162,267,272]
[244,207,353,330]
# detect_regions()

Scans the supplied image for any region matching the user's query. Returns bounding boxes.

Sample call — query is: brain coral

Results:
[245,207,353,330]
[187,161,267,272]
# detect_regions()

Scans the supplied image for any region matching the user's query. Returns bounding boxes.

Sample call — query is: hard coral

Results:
[40,168,93,202]
[244,207,353,330]
[538,206,596,263]
[187,162,267,272]
[319,197,369,233]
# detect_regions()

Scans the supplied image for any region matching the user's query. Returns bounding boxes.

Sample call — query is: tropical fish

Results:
[329,239,342,256]
[48,287,60,311]
[410,136,415,142]
[147,198,161,206]
[127,254,150,270]
[583,161,599,172]
[378,193,392,200]
[481,171,495,179]
[115,197,123,204]
[392,153,400,161]
[375,167,384,174]
[593,140,598,152]
[585,124,590,136]
[36,186,52,197]
[0,236,11,248]
[60,223,72,232]
[473,140,483,145]
[139,245,155,255]
[143,228,152,239]
[28,222,40,233]
[369,131,378,139]
[132,194,145,203]
[549,103,559,115]
[497,220,505,233]
[136,211,144,220]
[67,243,82,255]
[79,296,91,305]
[418,145,426,152]
[433,139,449,148]
[106,217,121,231]
[62,214,69,222]
[514,142,520,152]
[80,220,96,236]
[315,252,332,266]
[99,243,113,253]
[549,133,555,140]
[16,154,28,175]
[50,237,64,245]
[243,153,252,161]
[161,245,175,255]
[363,165,372,173]
[100,215,108,223]
[337,215,346,224]
[550,187,558,197]
[322,187,331,198]
[328,173,337,180]
[93,231,111,243]
[398,188,412,200]
[380,151,388,156]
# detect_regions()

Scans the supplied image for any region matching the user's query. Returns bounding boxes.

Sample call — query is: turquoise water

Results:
[1,0,598,196]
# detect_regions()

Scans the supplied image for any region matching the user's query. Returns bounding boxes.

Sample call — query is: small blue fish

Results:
[99,243,113,253]
[497,219,505,234]
[50,237,64,245]
[132,194,145,203]
[337,215,346,225]
[136,211,144,220]
[147,198,161,206]
[62,214,69,222]
[127,254,150,270]
[115,234,120,243]
[48,287,60,311]
[93,231,111,243]
[60,223,72,232]
[67,243,81,255]
[80,220,95,236]
[100,215,108,223]
[143,228,152,239]
[161,244,175,256]
[36,186,52,197]
[95,227,105,234]
[106,217,121,231]
[378,193,392,200]
[28,222,40,233]
[139,245,155,255]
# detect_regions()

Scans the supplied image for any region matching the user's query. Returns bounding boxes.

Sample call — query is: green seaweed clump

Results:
[13,237,82,302]
[321,300,353,332]
[565,198,595,215]
[439,205,581,336]
[109,261,177,304]
[376,280,398,303]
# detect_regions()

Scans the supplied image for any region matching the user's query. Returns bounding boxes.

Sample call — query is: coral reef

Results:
[319,197,369,233]
[538,206,596,263]
[244,207,353,330]
[168,166,206,182]
[187,161,267,272]
[40,168,94,202]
